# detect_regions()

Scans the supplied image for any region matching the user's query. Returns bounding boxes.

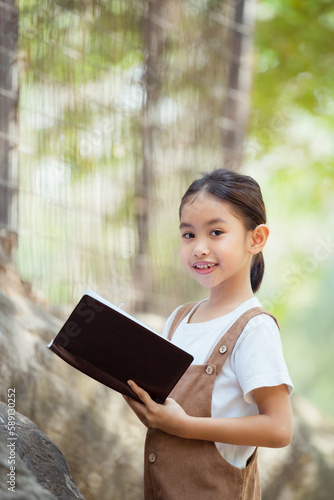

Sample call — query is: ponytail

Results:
[251,252,265,293]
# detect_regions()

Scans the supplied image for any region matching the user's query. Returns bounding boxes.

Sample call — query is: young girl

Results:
[125,168,293,500]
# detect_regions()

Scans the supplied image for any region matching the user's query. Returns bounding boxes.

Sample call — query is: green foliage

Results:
[18,0,143,183]
[249,0,334,420]
[16,0,334,419]
[19,0,143,84]
[251,0,334,142]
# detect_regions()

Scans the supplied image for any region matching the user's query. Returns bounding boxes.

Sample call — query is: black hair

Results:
[179,168,267,293]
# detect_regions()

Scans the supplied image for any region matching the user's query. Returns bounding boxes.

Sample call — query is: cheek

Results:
[180,244,190,267]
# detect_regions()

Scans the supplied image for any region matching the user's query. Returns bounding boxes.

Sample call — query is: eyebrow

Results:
[179,218,229,230]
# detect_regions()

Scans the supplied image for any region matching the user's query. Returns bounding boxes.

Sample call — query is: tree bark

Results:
[221,0,257,170]
[134,0,166,311]
[0,0,19,264]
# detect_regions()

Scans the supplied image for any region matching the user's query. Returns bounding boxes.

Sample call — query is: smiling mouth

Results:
[193,263,217,270]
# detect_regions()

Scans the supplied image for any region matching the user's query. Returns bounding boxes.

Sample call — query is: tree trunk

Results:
[221,0,257,170]
[0,0,19,264]
[134,0,166,311]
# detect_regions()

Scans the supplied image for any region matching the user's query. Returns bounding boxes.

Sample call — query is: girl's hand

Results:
[124,381,293,447]
[123,380,189,437]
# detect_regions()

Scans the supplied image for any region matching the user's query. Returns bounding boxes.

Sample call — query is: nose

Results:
[193,238,209,257]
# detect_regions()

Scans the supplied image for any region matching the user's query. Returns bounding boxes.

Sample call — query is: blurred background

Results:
[1,1,334,499]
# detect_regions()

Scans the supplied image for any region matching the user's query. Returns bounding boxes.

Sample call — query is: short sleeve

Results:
[233,314,293,404]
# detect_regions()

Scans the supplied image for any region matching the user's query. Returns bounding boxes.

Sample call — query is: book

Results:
[47,290,193,404]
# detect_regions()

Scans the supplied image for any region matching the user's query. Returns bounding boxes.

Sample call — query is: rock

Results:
[3,263,334,499]
[260,396,334,500]
[0,436,57,500]
[0,268,145,500]
[0,402,84,499]
[0,421,56,500]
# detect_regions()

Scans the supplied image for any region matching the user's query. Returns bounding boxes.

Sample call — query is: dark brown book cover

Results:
[48,291,193,404]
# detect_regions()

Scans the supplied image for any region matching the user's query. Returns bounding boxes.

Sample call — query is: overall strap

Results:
[206,307,278,375]
[167,302,198,340]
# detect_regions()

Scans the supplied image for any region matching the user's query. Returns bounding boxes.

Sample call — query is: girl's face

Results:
[179,192,254,293]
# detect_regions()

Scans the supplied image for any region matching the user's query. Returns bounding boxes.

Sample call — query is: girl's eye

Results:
[183,232,195,239]
[211,229,223,236]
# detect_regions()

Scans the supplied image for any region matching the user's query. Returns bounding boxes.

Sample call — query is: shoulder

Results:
[236,297,280,337]
[231,311,293,403]
[230,298,280,342]
[232,311,281,358]
[161,307,180,338]
[161,302,198,338]
[244,311,280,336]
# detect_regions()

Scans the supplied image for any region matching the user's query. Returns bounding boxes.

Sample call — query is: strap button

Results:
[205,365,214,375]
[219,345,227,354]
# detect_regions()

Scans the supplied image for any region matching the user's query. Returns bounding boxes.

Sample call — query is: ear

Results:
[249,224,269,255]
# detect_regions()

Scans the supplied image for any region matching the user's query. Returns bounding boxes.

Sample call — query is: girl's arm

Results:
[125,381,293,448]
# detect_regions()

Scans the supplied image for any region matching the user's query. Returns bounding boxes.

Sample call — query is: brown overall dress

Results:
[144,303,278,500]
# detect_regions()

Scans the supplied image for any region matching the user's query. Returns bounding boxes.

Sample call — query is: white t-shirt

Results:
[162,297,293,469]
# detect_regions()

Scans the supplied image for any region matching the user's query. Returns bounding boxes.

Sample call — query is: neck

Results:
[208,280,254,315]
[189,285,254,323]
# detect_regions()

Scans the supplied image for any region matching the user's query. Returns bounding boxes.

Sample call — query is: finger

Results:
[164,397,173,405]
[124,392,142,410]
[127,380,153,406]
[123,392,149,422]
[123,395,139,410]
[128,399,147,416]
